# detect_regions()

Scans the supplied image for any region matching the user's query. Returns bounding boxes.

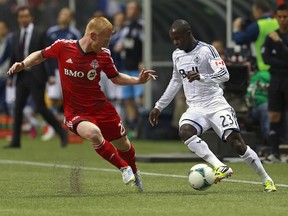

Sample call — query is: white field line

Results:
[0,159,287,188]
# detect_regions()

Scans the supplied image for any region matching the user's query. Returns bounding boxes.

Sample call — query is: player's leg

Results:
[226,131,276,192]
[211,107,276,188]
[76,120,135,185]
[113,136,143,192]
[113,136,137,173]
[180,124,232,182]
[107,116,142,192]
[215,106,276,192]
[179,110,232,182]
[179,110,225,167]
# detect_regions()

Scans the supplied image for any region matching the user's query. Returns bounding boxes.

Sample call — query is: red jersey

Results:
[42,39,119,117]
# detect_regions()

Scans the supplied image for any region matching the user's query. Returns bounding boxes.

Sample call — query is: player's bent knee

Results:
[112,136,130,151]
[179,124,197,141]
[84,128,103,143]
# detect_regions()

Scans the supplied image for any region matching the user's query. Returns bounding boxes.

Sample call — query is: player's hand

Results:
[149,108,160,126]
[138,68,157,83]
[187,71,200,82]
[7,62,25,75]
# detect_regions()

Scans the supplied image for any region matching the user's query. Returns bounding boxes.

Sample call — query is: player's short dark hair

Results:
[253,0,271,13]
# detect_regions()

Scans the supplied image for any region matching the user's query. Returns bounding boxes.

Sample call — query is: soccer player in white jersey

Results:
[149,19,276,192]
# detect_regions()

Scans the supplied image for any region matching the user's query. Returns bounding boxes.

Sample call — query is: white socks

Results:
[240,146,271,183]
[185,135,272,183]
[184,135,225,167]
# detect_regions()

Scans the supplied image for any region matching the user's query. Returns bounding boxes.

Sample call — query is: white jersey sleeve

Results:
[159,41,231,110]
[198,45,229,84]
[155,56,182,112]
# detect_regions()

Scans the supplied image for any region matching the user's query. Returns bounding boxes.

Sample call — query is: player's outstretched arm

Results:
[112,68,157,85]
[7,50,46,75]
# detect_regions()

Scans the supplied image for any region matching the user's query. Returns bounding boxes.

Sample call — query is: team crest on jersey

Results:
[90,59,98,69]
[87,69,97,80]
[193,55,201,65]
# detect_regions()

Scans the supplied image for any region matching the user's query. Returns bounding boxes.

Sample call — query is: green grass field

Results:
[0,134,287,216]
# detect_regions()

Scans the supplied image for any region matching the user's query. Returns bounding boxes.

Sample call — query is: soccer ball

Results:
[188,164,215,191]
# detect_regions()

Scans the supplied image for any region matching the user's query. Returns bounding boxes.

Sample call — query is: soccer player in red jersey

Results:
[7,16,156,192]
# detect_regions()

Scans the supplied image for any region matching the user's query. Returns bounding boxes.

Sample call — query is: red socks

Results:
[93,140,128,169]
[117,144,137,173]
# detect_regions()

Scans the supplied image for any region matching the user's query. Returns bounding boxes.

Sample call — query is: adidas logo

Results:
[66,58,73,63]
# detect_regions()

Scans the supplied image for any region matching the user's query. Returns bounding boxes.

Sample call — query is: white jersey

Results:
[155,41,231,113]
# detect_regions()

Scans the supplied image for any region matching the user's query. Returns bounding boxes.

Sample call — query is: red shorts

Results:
[64,101,126,141]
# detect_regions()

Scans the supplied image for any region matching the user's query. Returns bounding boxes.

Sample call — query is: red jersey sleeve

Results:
[100,48,119,79]
[42,39,63,59]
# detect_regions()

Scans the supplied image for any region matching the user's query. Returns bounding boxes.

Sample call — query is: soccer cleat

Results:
[263,179,277,192]
[213,165,233,183]
[131,171,143,192]
[120,166,135,185]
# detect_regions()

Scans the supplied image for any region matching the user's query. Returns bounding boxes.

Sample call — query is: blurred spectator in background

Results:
[0,20,12,115]
[111,11,126,71]
[4,6,67,148]
[97,0,122,19]
[42,7,81,141]
[115,0,144,138]
[262,3,288,163]
[0,20,39,139]
[233,0,279,73]
[245,70,270,153]
[0,19,14,119]
[232,0,278,142]
[100,11,126,118]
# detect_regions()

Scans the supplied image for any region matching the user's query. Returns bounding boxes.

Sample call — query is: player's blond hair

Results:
[85,16,114,35]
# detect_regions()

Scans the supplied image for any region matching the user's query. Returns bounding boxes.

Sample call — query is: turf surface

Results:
[0,135,287,216]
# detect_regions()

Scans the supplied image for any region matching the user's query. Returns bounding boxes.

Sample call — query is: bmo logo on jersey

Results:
[63,68,97,80]
[64,68,85,78]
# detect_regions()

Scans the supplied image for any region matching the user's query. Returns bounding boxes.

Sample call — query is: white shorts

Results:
[46,69,62,99]
[179,106,240,141]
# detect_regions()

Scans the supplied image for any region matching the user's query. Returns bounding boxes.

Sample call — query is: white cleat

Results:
[131,171,143,192]
[120,166,135,185]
